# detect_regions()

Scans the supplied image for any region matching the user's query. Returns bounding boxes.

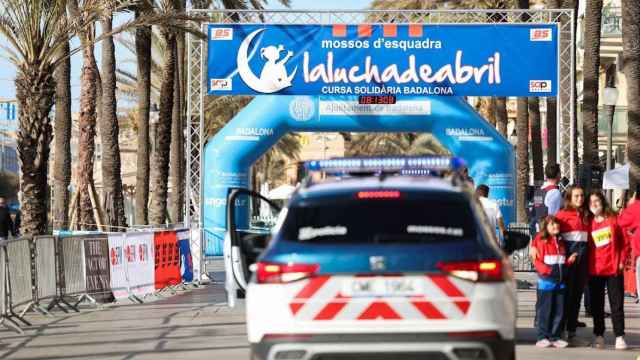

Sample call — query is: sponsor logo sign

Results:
[210,78,232,91]
[207,24,558,96]
[529,80,552,93]
[530,28,553,41]
[211,27,233,40]
[319,100,431,116]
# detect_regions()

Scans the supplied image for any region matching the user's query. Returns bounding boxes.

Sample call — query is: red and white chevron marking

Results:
[288,275,472,321]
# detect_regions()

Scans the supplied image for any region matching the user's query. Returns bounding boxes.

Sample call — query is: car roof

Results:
[294,175,464,200]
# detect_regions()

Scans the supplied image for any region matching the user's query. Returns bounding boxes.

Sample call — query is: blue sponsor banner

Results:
[207,24,558,97]
[177,230,194,283]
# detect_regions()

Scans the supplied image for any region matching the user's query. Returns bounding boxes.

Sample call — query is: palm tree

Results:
[582,0,604,167]
[148,0,178,225]
[134,2,153,225]
[545,1,561,164]
[347,133,449,157]
[495,97,508,136]
[169,40,183,224]
[53,36,72,231]
[0,0,110,234]
[68,0,101,230]
[516,97,529,222]
[254,134,302,188]
[622,0,640,188]
[169,0,187,224]
[529,96,544,183]
[100,6,128,230]
[546,97,557,163]
[515,0,530,222]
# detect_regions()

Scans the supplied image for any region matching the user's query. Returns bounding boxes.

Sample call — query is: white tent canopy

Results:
[267,184,296,200]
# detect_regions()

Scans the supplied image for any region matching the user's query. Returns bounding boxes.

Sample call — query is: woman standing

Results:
[619,186,640,304]
[555,185,589,345]
[587,192,628,350]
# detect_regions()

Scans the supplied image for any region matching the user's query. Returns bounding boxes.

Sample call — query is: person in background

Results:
[542,163,564,216]
[461,166,474,185]
[0,197,15,241]
[12,208,21,237]
[476,184,506,240]
[533,215,576,348]
[619,184,640,308]
[530,163,564,251]
[555,185,590,345]
[587,191,628,350]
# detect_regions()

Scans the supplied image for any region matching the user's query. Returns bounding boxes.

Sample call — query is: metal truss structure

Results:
[185,9,576,265]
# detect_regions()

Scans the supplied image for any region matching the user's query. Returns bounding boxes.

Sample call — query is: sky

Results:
[0,0,373,109]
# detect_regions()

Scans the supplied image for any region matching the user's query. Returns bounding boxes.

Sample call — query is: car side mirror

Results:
[503,230,530,255]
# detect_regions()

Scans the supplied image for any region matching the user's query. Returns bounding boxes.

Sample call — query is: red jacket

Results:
[555,208,589,258]
[532,233,568,282]
[619,201,640,258]
[588,216,628,276]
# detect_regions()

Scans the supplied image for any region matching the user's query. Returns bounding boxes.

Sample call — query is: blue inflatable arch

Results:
[203,95,515,256]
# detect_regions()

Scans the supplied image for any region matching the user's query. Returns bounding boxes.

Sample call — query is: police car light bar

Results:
[304,156,465,173]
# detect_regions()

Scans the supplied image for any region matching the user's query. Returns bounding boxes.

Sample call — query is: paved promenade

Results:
[1,276,640,360]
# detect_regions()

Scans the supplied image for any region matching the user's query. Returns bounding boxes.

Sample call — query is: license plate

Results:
[342,277,423,297]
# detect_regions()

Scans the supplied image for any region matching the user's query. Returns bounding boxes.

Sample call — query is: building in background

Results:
[0,99,18,175]
[576,0,626,165]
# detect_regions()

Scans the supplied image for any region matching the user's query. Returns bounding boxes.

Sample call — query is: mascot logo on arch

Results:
[237,28,298,93]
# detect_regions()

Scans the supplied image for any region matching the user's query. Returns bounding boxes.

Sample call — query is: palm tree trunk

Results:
[134,8,152,225]
[516,0,530,222]
[529,97,544,183]
[495,97,508,136]
[149,28,176,225]
[100,14,128,231]
[53,38,72,231]
[15,68,55,235]
[622,0,640,188]
[546,97,558,163]
[516,97,529,222]
[170,25,185,225]
[488,97,497,126]
[582,0,603,166]
[78,40,98,231]
[546,0,561,166]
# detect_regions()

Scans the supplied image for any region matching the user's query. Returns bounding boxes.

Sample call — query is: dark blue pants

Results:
[537,288,565,340]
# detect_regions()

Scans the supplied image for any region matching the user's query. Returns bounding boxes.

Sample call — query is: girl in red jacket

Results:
[533,216,576,348]
[588,191,628,350]
[619,186,640,303]
[555,185,589,344]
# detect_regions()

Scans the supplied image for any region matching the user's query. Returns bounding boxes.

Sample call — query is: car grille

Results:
[312,352,449,360]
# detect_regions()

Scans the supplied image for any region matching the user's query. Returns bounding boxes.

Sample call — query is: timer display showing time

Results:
[357,95,397,105]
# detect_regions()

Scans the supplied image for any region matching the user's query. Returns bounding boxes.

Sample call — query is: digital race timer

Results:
[357,95,397,105]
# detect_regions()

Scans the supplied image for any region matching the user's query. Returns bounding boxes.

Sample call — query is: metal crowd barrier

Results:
[508,223,534,272]
[0,228,198,334]
[0,240,22,333]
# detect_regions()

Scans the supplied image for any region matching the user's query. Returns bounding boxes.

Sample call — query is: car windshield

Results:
[281,192,477,243]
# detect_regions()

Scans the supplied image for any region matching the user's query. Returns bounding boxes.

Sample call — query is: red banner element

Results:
[154,231,181,289]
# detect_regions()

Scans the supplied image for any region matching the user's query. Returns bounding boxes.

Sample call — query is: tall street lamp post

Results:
[602,86,619,203]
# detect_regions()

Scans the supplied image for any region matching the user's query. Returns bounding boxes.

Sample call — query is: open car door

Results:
[224,188,282,307]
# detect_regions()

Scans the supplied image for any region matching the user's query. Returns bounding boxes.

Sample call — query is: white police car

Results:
[224,156,528,360]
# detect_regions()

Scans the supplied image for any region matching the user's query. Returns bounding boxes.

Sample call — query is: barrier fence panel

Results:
[61,236,87,296]
[34,236,57,303]
[508,223,534,272]
[6,238,34,309]
[82,235,113,304]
